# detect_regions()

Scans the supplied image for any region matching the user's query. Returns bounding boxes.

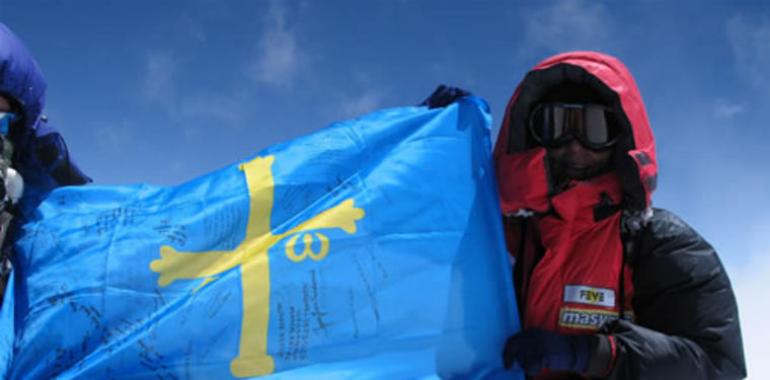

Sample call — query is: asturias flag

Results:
[0,97,523,379]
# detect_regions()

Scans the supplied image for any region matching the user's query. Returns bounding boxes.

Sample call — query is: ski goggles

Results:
[0,112,18,135]
[528,102,620,150]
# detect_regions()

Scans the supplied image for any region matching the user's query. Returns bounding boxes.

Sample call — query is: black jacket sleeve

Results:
[600,209,746,380]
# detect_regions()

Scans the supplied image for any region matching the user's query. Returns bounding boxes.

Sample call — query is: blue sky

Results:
[2,0,769,377]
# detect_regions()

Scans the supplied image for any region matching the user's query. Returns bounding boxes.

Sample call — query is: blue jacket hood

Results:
[0,23,90,208]
[0,23,46,131]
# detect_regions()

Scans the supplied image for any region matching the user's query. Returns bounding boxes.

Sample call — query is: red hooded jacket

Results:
[494,52,745,379]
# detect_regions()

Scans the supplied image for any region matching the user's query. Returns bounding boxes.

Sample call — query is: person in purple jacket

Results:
[0,22,91,302]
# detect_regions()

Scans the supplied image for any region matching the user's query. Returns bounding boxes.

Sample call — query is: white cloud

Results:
[338,91,384,120]
[141,50,251,132]
[247,0,301,87]
[177,14,207,43]
[92,119,134,155]
[143,51,177,107]
[714,99,745,119]
[178,91,251,126]
[729,226,770,379]
[520,0,612,56]
[321,71,388,121]
[727,14,770,94]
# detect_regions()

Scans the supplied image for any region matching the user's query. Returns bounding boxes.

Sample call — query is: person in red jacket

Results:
[495,52,746,379]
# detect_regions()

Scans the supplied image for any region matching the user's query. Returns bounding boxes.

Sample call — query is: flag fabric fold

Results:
[1,97,523,380]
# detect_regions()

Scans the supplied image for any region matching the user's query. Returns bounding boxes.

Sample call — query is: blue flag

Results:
[1,97,522,379]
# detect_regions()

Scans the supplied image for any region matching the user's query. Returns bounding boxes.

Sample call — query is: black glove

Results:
[502,329,592,375]
[419,85,472,109]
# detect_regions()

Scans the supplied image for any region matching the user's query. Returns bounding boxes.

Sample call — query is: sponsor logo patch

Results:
[563,285,615,307]
[559,307,619,330]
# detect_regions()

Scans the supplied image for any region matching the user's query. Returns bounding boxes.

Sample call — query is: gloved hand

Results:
[502,329,592,375]
[419,85,472,109]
